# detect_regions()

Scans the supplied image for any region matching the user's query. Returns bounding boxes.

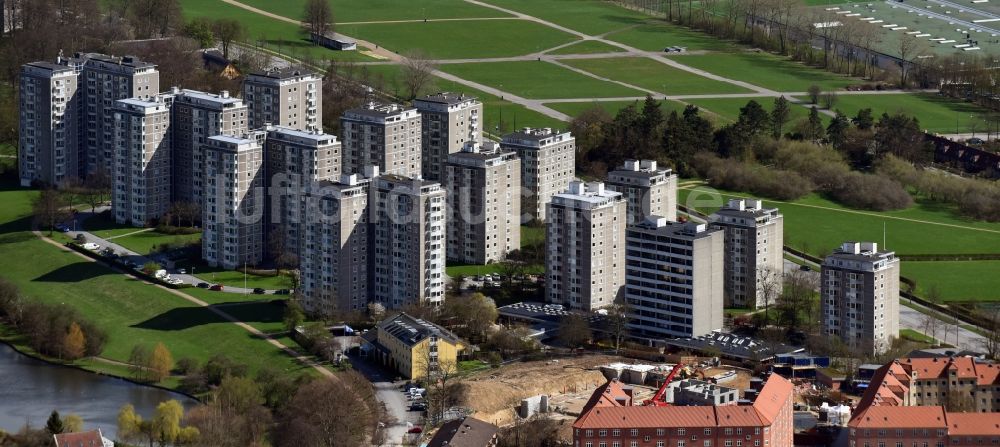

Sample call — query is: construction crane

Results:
[642,363,685,406]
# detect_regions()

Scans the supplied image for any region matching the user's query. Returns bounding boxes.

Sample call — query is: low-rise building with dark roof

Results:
[361,312,466,379]
[662,331,798,362]
[427,416,499,447]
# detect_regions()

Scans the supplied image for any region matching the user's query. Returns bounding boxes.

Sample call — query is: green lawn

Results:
[676,52,858,92]
[360,64,567,133]
[238,0,511,22]
[687,97,830,126]
[191,267,294,291]
[111,230,201,256]
[605,22,737,52]
[679,186,1000,257]
[797,93,1000,134]
[561,57,751,95]
[0,187,310,384]
[545,99,690,121]
[80,214,145,240]
[902,261,1000,302]
[899,328,937,344]
[438,61,645,99]
[337,20,577,59]
[477,0,651,35]
[546,40,626,55]
[521,225,544,247]
[178,0,377,62]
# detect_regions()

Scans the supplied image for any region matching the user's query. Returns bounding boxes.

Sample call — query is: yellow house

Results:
[362,312,466,380]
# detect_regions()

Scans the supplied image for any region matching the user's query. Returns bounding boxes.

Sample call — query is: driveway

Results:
[348,353,423,446]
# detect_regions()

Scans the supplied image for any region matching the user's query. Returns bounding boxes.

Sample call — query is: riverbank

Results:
[0,323,202,402]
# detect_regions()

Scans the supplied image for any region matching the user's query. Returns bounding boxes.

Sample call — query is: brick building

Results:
[573,374,794,447]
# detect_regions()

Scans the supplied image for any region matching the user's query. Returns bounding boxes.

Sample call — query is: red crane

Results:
[642,363,685,406]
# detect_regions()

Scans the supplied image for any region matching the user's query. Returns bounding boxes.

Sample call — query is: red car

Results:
[407,427,422,434]
[209,284,223,291]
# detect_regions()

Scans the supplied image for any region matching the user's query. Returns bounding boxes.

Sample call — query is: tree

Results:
[558,314,591,348]
[118,405,143,444]
[303,0,333,42]
[63,414,83,433]
[63,322,86,360]
[149,342,174,382]
[129,344,152,382]
[770,96,790,139]
[441,292,497,342]
[897,33,927,87]
[211,19,244,60]
[606,303,629,354]
[776,270,819,333]
[756,265,783,327]
[853,108,874,130]
[274,374,379,447]
[152,400,184,445]
[822,91,838,110]
[183,18,214,48]
[283,299,305,332]
[368,302,386,323]
[32,188,70,236]
[979,305,1000,360]
[400,50,437,100]
[45,411,64,435]
[82,168,111,213]
[826,111,850,148]
[920,312,940,346]
[142,261,162,275]
[807,85,821,104]
[805,106,825,142]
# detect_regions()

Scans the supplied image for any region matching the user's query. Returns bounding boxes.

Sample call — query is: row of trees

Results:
[0,279,107,360]
[877,155,1000,222]
[129,342,175,383]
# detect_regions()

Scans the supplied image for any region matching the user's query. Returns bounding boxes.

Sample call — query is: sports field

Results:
[478,0,651,35]
[676,52,858,91]
[799,93,1000,134]
[546,40,626,55]
[438,61,646,99]
[239,0,510,22]
[902,261,1000,302]
[561,57,752,95]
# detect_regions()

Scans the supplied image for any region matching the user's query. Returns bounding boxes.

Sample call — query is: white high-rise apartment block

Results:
[370,175,446,309]
[413,92,482,182]
[171,89,248,205]
[545,181,625,311]
[243,68,322,131]
[625,218,724,338]
[605,159,677,223]
[444,141,521,264]
[341,102,421,178]
[264,126,341,255]
[66,53,159,176]
[112,95,174,226]
[501,128,575,223]
[201,133,265,269]
[708,199,784,309]
[18,61,79,187]
[298,169,375,316]
[821,242,900,356]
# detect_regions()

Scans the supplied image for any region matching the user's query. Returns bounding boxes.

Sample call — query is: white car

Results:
[82,243,100,250]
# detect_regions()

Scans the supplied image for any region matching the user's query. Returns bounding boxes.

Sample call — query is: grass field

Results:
[676,52,859,92]
[902,261,1000,302]
[0,184,311,384]
[561,57,751,95]
[678,186,1000,256]
[605,22,736,52]
[178,0,376,62]
[438,61,645,99]
[899,328,937,344]
[546,40,626,55]
[686,97,830,126]
[337,20,576,59]
[111,230,202,256]
[445,225,545,277]
[478,0,650,35]
[238,0,510,22]
[797,93,1000,134]
[545,99,689,121]
[361,63,567,133]
[191,267,295,291]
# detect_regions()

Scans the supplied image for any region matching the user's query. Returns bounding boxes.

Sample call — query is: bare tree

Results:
[303,0,333,42]
[606,302,630,354]
[979,305,1000,360]
[921,312,940,346]
[212,19,245,60]
[400,50,437,100]
[414,351,461,424]
[897,33,927,87]
[756,265,783,327]
[32,188,70,236]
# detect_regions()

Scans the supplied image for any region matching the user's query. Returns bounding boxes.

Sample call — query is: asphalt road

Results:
[347,353,423,446]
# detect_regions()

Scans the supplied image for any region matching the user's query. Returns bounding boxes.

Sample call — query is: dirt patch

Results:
[458,355,624,425]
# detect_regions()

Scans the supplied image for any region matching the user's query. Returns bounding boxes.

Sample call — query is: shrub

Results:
[692,153,814,201]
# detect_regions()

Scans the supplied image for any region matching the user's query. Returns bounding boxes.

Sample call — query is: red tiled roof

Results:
[945,412,1000,436]
[848,406,948,429]
[752,374,792,425]
[716,405,765,427]
[574,406,718,429]
[579,379,633,414]
[53,430,106,447]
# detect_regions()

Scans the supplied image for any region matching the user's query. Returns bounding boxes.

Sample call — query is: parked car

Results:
[82,243,100,250]
[252,288,266,294]
[196,282,210,288]
[177,268,187,274]
[167,278,183,285]
[274,289,290,295]
[55,224,69,233]
[407,427,423,434]
[799,264,811,271]
[209,284,223,291]
[409,402,427,411]
[968,137,985,146]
